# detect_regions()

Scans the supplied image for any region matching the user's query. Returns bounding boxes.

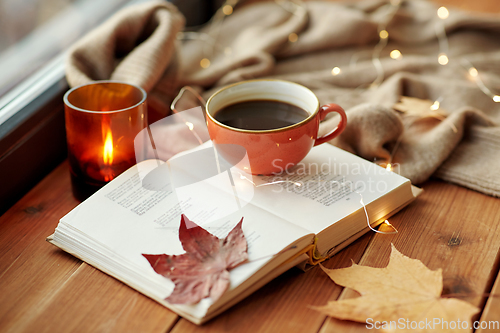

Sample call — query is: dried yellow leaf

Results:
[314,244,479,332]
[393,96,449,118]
[393,96,457,133]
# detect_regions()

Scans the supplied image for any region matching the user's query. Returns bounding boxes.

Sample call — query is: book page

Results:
[58,159,312,318]
[156,141,411,238]
[244,144,411,234]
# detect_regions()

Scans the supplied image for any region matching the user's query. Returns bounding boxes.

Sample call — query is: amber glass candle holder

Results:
[64,81,147,201]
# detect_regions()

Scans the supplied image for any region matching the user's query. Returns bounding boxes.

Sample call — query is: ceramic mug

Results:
[205,79,347,175]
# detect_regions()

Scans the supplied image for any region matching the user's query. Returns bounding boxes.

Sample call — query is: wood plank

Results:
[477,270,500,333]
[0,161,77,275]
[0,162,82,331]
[319,181,500,333]
[170,233,374,333]
[1,1,498,333]
[0,161,179,332]
[17,263,178,333]
[435,0,500,13]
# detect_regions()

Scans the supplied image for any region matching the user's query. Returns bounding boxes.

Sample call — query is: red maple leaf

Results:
[142,214,248,305]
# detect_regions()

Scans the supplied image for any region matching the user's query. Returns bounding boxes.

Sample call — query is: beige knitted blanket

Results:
[66,0,500,197]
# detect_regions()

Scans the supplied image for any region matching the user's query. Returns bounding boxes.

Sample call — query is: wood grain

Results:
[477,268,500,333]
[319,181,500,333]
[18,263,178,333]
[0,1,499,333]
[0,162,178,333]
[171,233,373,333]
[0,163,81,332]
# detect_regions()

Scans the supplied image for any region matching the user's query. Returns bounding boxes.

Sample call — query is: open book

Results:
[48,142,420,324]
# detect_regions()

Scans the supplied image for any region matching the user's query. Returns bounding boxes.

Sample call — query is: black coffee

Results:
[214,100,310,130]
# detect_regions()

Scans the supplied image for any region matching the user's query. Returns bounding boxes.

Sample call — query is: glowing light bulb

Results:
[430,101,440,111]
[379,30,389,39]
[438,54,449,65]
[390,49,402,59]
[222,5,233,15]
[200,58,211,68]
[386,163,392,171]
[493,95,500,103]
[331,67,341,76]
[437,6,449,19]
[468,67,478,77]
[288,33,298,43]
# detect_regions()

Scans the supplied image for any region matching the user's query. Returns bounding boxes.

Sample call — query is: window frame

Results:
[0,52,68,214]
[0,0,216,215]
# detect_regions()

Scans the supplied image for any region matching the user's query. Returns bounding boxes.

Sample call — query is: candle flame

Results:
[103,129,114,166]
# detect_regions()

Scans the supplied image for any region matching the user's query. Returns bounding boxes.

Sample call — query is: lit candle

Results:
[64,81,147,201]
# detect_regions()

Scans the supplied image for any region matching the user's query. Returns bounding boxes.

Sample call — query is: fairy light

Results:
[461,59,500,103]
[437,6,449,19]
[379,30,389,39]
[435,5,449,69]
[185,0,498,104]
[288,33,298,43]
[200,58,211,68]
[438,53,449,65]
[430,100,440,111]
[390,49,402,60]
[377,219,398,233]
[370,1,401,88]
[222,5,233,15]
[175,0,244,67]
[169,86,207,145]
[468,67,478,77]
[178,0,500,180]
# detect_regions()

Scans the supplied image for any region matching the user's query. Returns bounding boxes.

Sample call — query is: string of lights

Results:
[172,0,499,234]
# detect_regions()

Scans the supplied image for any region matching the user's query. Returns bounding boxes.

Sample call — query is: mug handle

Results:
[314,103,347,146]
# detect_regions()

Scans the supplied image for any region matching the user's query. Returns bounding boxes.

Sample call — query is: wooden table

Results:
[1,162,500,333]
[2,1,500,332]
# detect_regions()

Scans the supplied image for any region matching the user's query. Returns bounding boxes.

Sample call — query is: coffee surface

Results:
[214,100,309,130]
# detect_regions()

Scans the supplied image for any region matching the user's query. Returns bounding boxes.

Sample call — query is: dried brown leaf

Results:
[143,214,248,305]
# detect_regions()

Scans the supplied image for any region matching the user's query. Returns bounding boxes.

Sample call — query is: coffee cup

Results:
[206,79,347,175]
